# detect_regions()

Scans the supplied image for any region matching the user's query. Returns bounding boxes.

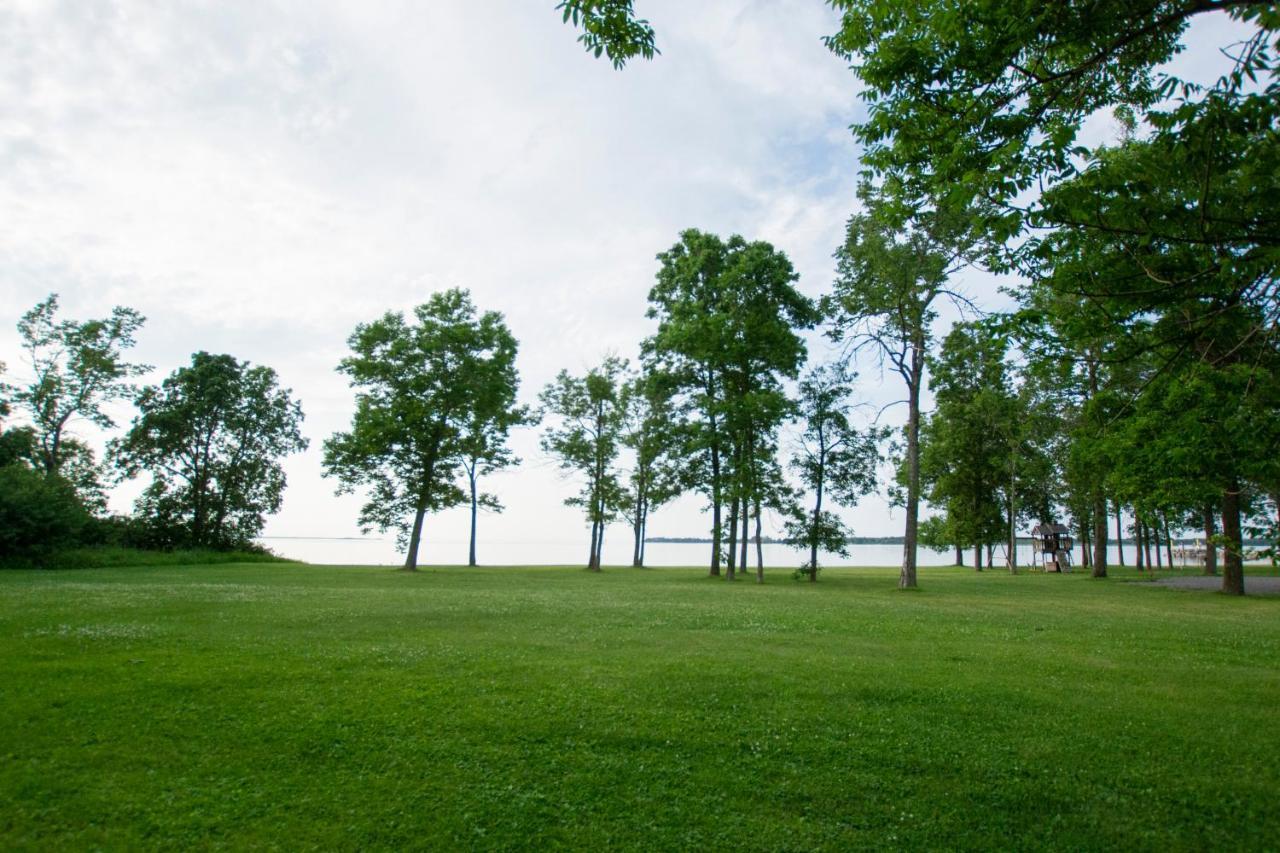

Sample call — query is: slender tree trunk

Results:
[810,464,824,578]
[1143,518,1154,568]
[754,498,764,584]
[709,441,722,576]
[1203,504,1218,575]
[1221,484,1244,595]
[986,543,994,568]
[596,521,606,570]
[727,495,739,580]
[588,518,600,571]
[739,493,749,571]
[1135,520,1145,572]
[639,502,648,566]
[1007,483,1017,575]
[1162,512,1174,568]
[632,492,644,567]
[468,468,478,567]
[974,543,982,572]
[1082,523,1091,569]
[1091,490,1108,578]
[900,353,923,589]
[1115,502,1125,566]
[954,544,963,567]
[1154,519,1164,570]
[403,503,427,572]
[1088,359,1108,578]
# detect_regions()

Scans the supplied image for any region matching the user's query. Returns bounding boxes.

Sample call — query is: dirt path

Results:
[1147,575,1280,596]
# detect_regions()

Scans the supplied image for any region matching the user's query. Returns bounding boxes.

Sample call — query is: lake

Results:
[261,536,1193,571]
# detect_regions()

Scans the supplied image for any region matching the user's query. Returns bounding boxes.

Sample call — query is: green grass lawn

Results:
[1,563,1277,850]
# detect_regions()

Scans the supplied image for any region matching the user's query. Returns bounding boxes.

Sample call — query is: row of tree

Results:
[556,1,1279,595]
[1,296,306,562]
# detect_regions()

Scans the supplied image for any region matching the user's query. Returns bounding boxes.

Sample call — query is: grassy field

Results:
[1,563,1277,850]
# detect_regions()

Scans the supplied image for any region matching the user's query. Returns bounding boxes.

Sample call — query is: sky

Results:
[0,1,1257,560]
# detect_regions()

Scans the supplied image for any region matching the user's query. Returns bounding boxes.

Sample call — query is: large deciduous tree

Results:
[14,294,148,477]
[540,356,627,571]
[324,289,520,571]
[824,199,976,589]
[113,352,307,550]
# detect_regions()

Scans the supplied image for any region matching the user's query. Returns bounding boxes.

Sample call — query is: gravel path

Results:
[1148,575,1280,596]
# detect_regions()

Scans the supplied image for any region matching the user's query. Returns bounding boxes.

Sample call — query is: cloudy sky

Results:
[0,2,1254,562]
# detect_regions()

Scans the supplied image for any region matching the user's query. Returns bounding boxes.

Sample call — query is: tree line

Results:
[555,0,1279,597]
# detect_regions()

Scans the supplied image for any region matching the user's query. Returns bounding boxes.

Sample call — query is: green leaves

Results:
[13,294,149,476]
[324,289,522,562]
[112,352,307,550]
[557,0,658,69]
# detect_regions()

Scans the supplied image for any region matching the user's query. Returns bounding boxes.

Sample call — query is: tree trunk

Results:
[739,492,749,572]
[468,468,478,567]
[900,352,923,589]
[595,522,606,570]
[726,495,739,580]
[1007,487,1017,575]
[754,499,764,583]
[1146,514,1157,568]
[1154,519,1164,570]
[403,503,427,572]
[811,453,825,578]
[1162,512,1173,568]
[986,543,994,568]
[588,518,600,571]
[1115,502,1125,566]
[709,441,722,576]
[974,543,982,572]
[1221,484,1244,595]
[954,544,963,567]
[1091,490,1108,578]
[1203,504,1218,575]
[1082,523,1091,569]
[639,502,648,566]
[1135,520,1145,572]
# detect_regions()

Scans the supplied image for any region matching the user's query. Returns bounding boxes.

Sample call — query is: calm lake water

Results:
[261,536,1188,570]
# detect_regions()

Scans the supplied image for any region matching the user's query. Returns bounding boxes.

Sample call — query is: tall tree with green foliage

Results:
[324,290,519,571]
[646,228,816,579]
[918,322,1020,571]
[787,361,884,579]
[618,369,681,567]
[540,356,628,571]
[458,387,535,567]
[113,352,307,550]
[825,198,977,589]
[14,294,148,477]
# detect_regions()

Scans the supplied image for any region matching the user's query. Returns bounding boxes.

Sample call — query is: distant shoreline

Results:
[646,536,1272,547]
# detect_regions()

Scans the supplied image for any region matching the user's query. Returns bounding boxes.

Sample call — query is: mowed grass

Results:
[1,563,1278,850]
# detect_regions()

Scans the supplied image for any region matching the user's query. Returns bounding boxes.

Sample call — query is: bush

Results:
[0,465,90,565]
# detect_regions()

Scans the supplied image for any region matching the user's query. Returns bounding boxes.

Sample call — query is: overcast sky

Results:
[0,2,1255,560]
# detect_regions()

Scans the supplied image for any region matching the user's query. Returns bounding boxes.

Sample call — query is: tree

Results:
[540,356,627,571]
[646,229,817,579]
[788,361,884,579]
[14,294,148,477]
[0,464,88,563]
[618,369,681,567]
[458,385,535,568]
[825,1,1276,234]
[324,290,519,571]
[824,197,977,588]
[113,352,306,550]
[918,322,1022,571]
